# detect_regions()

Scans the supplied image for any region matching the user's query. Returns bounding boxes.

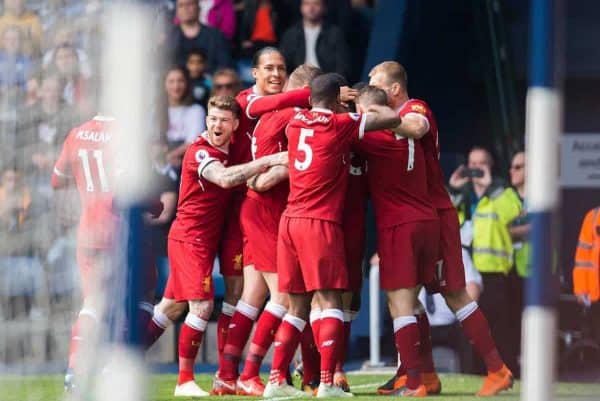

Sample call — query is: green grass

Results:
[2,373,600,401]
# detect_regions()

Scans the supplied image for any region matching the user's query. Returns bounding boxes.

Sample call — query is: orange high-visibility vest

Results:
[573,207,600,302]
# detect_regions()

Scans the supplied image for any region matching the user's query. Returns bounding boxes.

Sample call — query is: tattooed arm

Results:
[247,165,289,192]
[200,152,288,189]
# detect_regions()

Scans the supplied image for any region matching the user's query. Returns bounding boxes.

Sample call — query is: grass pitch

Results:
[2,373,600,401]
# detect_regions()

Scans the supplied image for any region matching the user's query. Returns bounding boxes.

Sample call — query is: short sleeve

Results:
[336,112,366,142]
[194,147,219,178]
[401,101,431,131]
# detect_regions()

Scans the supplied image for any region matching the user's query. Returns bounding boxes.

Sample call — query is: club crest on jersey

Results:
[348,112,361,121]
[411,104,426,114]
[195,149,209,163]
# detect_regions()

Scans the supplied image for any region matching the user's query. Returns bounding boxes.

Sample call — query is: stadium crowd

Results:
[0,0,594,398]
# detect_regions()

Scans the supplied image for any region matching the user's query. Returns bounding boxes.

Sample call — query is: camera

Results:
[461,168,484,178]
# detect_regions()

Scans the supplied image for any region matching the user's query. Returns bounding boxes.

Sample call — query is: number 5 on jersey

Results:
[294,128,314,171]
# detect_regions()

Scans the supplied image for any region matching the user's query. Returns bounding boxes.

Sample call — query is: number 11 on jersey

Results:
[78,149,110,192]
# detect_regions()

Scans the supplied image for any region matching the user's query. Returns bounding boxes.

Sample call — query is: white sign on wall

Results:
[561,134,600,188]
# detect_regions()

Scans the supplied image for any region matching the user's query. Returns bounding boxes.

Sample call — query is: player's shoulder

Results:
[403,98,431,114]
[236,87,257,107]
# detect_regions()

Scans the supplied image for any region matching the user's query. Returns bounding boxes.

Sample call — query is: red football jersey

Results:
[231,86,311,165]
[358,130,438,229]
[245,107,295,212]
[52,116,120,249]
[168,132,231,248]
[284,108,366,223]
[398,99,453,210]
[344,150,368,219]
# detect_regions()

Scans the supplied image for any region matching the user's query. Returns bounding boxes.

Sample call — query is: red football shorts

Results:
[426,207,466,294]
[278,216,348,293]
[219,195,244,277]
[378,220,440,290]
[343,209,366,292]
[167,238,215,302]
[76,247,112,298]
[240,197,283,273]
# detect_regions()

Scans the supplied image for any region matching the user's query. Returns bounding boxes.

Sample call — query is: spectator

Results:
[573,205,600,346]
[210,67,241,97]
[18,75,77,198]
[508,151,530,278]
[0,0,43,57]
[167,0,232,74]
[46,43,87,109]
[145,137,179,259]
[239,0,278,57]
[279,0,350,77]
[161,66,206,168]
[448,146,522,374]
[199,0,236,41]
[0,25,31,92]
[0,167,31,233]
[42,26,93,79]
[186,48,211,108]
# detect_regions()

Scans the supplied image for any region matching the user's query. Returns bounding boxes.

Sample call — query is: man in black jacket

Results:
[167,0,232,73]
[279,0,349,78]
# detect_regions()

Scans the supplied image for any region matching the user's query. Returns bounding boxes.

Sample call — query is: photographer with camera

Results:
[448,146,522,374]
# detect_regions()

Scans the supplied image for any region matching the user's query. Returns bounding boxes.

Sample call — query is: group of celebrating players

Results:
[51,46,515,398]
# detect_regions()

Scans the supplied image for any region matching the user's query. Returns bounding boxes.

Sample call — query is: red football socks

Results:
[300,324,320,385]
[416,312,436,373]
[220,301,259,380]
[143,306,170,350]
[393,316,422,390]
[457,301,503,372]
[268,315,305,385]
[335,311,355,373]
[240,302,286,380]
[216,302,235,368]
[177,314,207,384]
[318,309,344,385]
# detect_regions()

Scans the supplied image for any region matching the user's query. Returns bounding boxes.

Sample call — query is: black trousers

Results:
[477,272,521,376]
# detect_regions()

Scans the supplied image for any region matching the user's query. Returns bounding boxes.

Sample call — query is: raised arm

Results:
[246,88,310,119]
[363,104,402,132]
[201,151,288,189]
[247,165,289,192]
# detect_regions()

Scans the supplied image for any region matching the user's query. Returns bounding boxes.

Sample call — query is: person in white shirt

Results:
[162,65,206,168]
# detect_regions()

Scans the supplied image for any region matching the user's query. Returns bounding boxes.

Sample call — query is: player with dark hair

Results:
[219,65,323,396]
[369,61,513,397]
[263,73,401,398]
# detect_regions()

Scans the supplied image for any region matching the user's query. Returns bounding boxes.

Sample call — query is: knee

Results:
[444,288,473,312]
[224,277,244,304]
[162,301,187,321]
[189,300,214,320]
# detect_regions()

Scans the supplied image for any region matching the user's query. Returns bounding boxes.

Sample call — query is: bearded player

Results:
[213,64,323,396]
[213,48,313,381]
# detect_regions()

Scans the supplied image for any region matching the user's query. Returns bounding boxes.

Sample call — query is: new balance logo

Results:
[228,323,236,329]
[274,341,281,347]
[321,340,334,347]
